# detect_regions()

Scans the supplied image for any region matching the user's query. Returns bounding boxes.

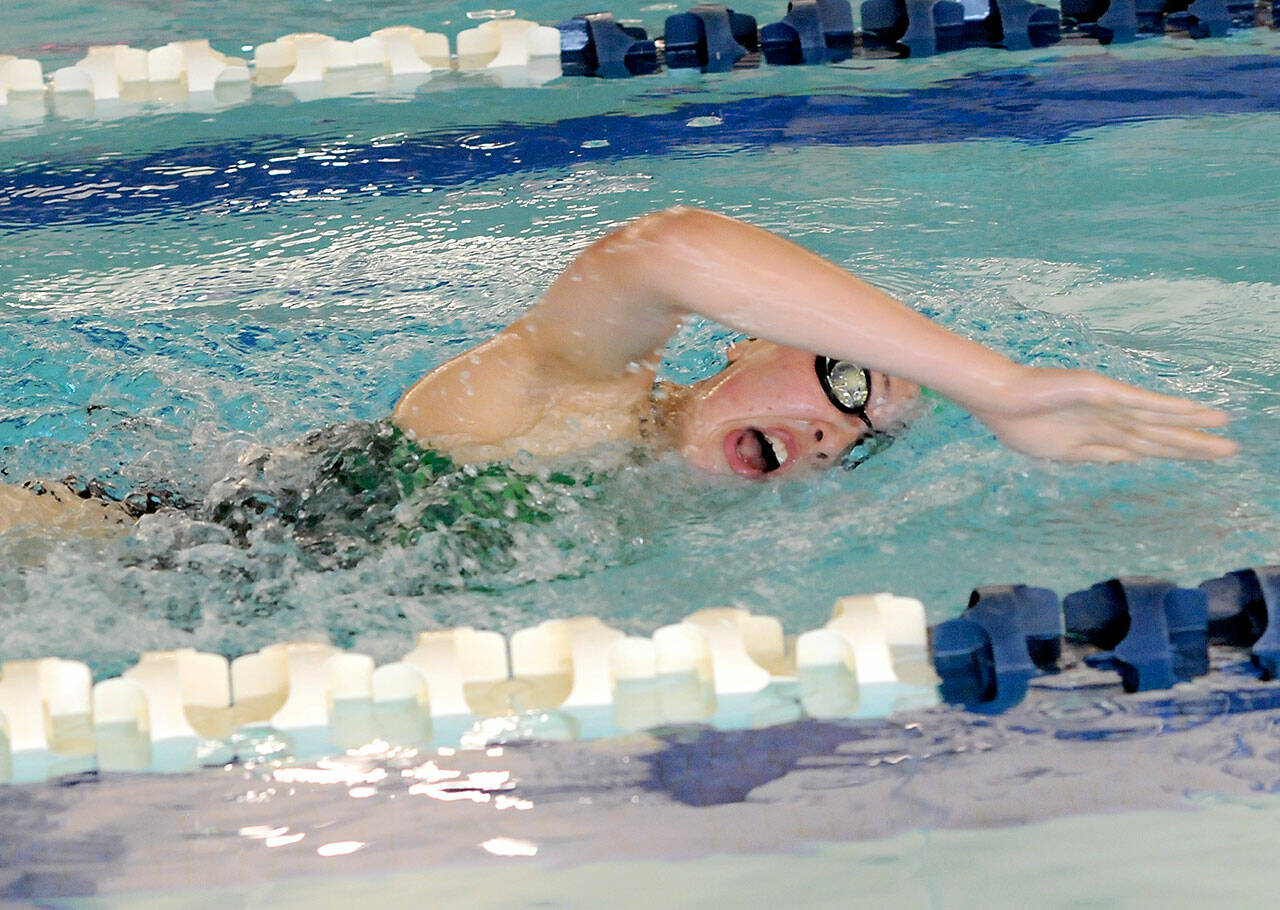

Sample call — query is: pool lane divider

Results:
[3,0,1277,123]
[2,567,1280,782]
[934,566,1280,711]
[0,598,937,783]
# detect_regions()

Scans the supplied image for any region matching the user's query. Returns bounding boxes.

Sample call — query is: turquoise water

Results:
[5,2,1280,904]
[2,9,1279,682]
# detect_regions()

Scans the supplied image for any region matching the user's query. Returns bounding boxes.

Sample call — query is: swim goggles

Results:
[815,356,874,430]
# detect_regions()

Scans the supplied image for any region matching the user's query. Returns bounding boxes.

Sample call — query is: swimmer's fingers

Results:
[1113,420,1240,461]
[1073,376,1236,460]
[976,367,1236,463]
[1073,414,1238,462]
[1004,368,1229,426]
[1068,431,1232,463]
[1118,402,1231,429]
[1083,376,1231,425]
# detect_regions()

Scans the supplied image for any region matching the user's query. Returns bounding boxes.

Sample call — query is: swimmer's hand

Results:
[966,366,1237,463]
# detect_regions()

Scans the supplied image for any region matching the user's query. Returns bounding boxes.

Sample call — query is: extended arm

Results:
[397,207,1235,462]
[515,206,1009,389]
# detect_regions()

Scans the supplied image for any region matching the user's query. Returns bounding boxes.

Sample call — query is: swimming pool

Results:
[3,0,1280,901]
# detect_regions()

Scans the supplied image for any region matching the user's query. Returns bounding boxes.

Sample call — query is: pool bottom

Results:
[11,675,1280,905]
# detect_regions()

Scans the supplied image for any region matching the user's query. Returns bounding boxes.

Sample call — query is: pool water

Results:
[50,799,1280,908]
[3,1,1280,900]
[3,22,1278,675]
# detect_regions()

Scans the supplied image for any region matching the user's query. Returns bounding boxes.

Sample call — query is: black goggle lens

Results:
[815,356,872,426]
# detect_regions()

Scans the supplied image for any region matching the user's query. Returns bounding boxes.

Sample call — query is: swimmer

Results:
[0,207,1236,536]
[393,207,1236,473]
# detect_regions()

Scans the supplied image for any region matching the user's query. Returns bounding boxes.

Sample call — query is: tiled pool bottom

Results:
[11,672,1280,906]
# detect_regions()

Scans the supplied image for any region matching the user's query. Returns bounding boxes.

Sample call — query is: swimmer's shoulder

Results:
[0,481,133,538]
[393,330,653,463]
[393,333,546,452]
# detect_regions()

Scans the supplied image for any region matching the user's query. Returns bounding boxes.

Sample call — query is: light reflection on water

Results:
[230,739,537,864]
[1,56,1278,678]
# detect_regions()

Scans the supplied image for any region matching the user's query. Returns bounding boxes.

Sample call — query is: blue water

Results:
[2,9,1279,681]
[5,4,1280,905]
[5,54,1280,234]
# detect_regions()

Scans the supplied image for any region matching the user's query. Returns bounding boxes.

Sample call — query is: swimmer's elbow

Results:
[602,207,730,284]
[624,206,722,245]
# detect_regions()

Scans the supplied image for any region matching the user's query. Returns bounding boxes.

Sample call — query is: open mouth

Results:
[724,427,794,478]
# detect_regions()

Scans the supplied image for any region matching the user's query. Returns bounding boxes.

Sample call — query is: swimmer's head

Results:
[668,339,920,479]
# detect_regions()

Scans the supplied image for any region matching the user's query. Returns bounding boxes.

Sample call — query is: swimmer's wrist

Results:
[918,353,1026,415]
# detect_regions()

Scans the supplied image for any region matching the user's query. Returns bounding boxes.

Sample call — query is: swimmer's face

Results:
[675,339,920,478]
